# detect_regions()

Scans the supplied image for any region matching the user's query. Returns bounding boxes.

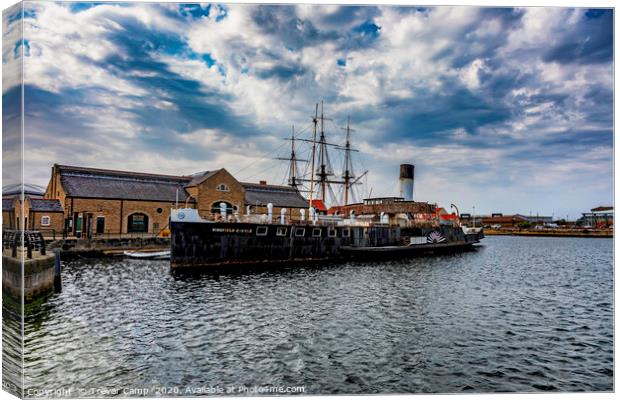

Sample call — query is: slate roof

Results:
[242,183,308,208]
[186,170,218,187]
[2,199,14,211]
[57,165,194,202]
[30,199,64,212]
[3,183,45,197]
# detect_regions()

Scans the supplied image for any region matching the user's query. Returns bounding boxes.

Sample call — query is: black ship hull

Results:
[170,221,483,270]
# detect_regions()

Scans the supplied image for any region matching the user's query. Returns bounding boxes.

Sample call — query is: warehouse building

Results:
[41,164,307,238]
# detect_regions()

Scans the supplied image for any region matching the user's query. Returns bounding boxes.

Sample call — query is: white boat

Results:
[123,250,171,260]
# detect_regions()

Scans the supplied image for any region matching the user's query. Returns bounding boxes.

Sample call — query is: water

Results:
[11,236,614,395]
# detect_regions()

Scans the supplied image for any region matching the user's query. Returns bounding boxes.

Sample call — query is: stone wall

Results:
[50,236,170,254]
[2,252,56,301]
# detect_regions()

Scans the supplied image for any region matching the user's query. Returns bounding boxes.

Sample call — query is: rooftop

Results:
[57,164,193,202]
[3,183,46,198]
[242,182,308,208]
[30,199,63,212]
[2,199,15,211]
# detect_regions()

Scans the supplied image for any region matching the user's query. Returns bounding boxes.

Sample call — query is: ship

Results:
[170,103,484,270]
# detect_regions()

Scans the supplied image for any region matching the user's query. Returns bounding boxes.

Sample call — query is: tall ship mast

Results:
[169,101,485,270]
[284,102,367,209]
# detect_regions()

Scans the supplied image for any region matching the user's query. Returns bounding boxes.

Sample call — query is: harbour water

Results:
[9,236,614,395]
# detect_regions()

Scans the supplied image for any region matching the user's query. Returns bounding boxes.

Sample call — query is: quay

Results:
[48,235,170,258]
[2,231,60,304]
[484,228,612,238]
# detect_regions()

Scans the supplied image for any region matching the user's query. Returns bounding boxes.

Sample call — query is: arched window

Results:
[127,213,149,233]
[216,183,230,192]
[211,201,234,214]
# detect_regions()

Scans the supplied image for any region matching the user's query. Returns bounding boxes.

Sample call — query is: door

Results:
[75,214,82,237]
[86,213,93,239]
[96,217,105,234]
[127,213,149,233]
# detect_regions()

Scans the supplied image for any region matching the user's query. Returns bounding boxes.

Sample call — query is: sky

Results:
[1,1,614,219]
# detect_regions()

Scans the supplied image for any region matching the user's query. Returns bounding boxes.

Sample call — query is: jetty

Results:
[484,228,612,238]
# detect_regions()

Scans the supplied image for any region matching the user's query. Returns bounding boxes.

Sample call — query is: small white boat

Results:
[123,250,171,260]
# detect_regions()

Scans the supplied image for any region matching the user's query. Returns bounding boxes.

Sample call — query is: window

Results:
[276,227,287,236]
[328,227,337,237]
[295,228,305,237]
[153,222,160,230]
[41,216,51,226]
[312,228,322,237]
[216,183,230,192]
[127,213,149,233]
[342,228,351,237]
[256,226,268,236]
[211,201,233,214]
[156,207,163,214]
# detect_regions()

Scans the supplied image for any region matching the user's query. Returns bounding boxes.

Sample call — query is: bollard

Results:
[53,249,62,293]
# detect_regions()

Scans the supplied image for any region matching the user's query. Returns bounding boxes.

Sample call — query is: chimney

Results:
[399,164,414,201]
[259,180,267,185]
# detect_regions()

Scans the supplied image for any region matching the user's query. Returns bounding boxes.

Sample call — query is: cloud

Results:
[2,3,613,219]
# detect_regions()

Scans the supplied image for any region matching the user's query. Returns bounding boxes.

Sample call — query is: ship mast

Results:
[342,116,354,205]
[287,126,299,188]
[290,102,364,209]
[317,101,331,205]
[308,104,319,208]
[276,125,307,189]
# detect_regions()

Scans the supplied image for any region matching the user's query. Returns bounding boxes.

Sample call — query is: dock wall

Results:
[2,252,56,301]
[49,237,170,257]
[485,229,612,238]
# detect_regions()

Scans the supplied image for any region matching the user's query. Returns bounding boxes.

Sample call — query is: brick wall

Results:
[44,165,67,206]
[30,211,64,232]
[194,169,245,220]
[2,210,14,229]
[66,198,189,235]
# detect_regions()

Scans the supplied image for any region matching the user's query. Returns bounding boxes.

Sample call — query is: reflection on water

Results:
[14,236,614,395]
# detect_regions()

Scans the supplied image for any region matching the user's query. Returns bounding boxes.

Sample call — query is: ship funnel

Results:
[399,164,414,201]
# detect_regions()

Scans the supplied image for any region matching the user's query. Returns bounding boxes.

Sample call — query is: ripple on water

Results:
[11,236,614,394]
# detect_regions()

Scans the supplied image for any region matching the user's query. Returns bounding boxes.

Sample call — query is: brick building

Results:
[480,215,528,227]
[42,164,308,238]
[1,196,64,234]
[2,198,16,229]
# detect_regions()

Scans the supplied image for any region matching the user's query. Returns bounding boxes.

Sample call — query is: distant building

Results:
[515,214,554,224]
[577,206,613,228]
[2,183,46,199]
[481,215,529,228]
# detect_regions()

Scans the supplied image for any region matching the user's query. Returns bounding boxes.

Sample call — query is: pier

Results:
[484,228,612,238]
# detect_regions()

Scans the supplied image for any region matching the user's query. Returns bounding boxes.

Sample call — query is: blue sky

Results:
[2,2,614,219]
